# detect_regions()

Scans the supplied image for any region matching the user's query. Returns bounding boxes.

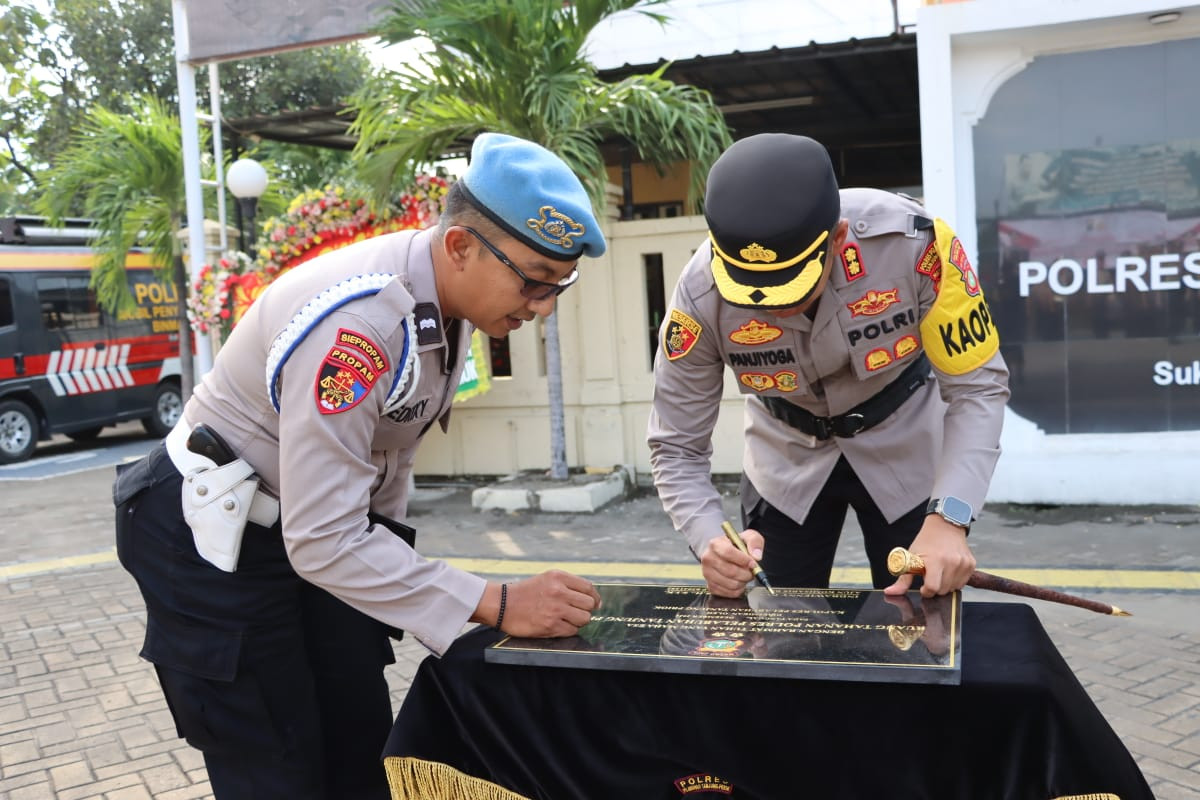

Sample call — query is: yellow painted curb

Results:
[3,551,1199,592]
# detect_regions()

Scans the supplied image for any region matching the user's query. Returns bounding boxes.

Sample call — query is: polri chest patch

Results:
[315,329,387,414]
[664,308,702,360]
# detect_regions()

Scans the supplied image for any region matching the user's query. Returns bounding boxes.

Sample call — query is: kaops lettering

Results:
[938,300,993,357]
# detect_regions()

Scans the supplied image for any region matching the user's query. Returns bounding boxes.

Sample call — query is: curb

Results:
[471,466,635,513]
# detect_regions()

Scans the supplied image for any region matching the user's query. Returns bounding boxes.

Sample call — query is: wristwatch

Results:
[926,496,973,529]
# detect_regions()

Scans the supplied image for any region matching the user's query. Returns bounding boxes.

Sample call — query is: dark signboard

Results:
[973,39,1200,434]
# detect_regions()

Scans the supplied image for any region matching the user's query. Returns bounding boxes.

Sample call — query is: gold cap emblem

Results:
[527,205,585,250]
[739,243,776,263]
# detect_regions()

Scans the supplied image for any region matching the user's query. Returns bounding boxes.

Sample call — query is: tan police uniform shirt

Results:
[647,188,1011,557]
[187,228,479,656]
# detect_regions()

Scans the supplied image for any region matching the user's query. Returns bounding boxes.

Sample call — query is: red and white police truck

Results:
[0,216,184,463]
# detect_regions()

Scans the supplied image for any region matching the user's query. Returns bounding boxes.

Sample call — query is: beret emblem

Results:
[527,205,585,250]
[739,243,776,263]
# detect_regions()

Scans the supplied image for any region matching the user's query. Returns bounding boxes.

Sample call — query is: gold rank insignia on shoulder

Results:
[841,242,865,281]
[526,205,585,250]
[739,242,776,263]
[728,319,783,346]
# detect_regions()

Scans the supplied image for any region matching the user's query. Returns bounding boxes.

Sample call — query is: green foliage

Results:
[220,46,373,120]
[0,0,56,206]
[1,0,374,212]
[35,96,193,314]
[351,0,731,211]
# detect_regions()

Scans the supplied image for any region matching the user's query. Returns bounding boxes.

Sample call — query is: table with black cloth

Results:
[382,602,1152,800]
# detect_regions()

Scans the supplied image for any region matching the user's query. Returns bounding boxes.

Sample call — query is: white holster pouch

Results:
[166,418,280,572]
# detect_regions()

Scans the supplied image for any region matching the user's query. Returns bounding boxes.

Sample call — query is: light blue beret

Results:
[460,133,606,260]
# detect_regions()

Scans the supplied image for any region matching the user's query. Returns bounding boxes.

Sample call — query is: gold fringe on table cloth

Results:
[384,756,532,800]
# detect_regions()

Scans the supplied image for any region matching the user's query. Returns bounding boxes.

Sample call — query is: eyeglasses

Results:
[460,226,579,300]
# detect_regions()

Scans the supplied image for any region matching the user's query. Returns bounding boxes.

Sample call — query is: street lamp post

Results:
[226,157,268,255]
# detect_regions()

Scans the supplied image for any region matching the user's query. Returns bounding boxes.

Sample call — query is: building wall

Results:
[917,0,1200,504]
[604,161,692,210]
[412,213,749,480]
[416,0,1200,505]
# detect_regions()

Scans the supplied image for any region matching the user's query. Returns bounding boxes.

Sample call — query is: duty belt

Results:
[760,354,931,440]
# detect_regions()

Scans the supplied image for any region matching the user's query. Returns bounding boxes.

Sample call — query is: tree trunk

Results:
[173,253,195,401]
[545,308,567,480]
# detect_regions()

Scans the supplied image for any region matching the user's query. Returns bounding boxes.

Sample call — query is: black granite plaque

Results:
[486,584,961,685]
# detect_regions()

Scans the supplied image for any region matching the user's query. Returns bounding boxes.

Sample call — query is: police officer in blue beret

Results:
[114,133,606,799]
[648,133,1010,600]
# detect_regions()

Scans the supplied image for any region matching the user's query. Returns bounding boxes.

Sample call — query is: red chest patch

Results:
[847,288,901,317]
[728,319,782,346]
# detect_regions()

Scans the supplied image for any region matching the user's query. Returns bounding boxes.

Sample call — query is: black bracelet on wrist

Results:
[495,583,508,631]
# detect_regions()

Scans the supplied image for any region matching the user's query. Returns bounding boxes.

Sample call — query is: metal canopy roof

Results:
[222,105,360,152]
[221,31,920,190]
[599,32,921,189]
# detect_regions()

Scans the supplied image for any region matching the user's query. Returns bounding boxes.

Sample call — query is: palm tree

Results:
[36,95,203,399]
[351,0,732,479]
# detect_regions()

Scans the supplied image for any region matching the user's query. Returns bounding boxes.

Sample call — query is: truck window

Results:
[36,276,103,332]
[0,278,12,328]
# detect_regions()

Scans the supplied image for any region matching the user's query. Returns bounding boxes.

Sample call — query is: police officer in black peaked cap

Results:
[648,133,1010,598]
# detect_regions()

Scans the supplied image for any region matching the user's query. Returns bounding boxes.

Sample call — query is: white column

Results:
[171,0,214,379]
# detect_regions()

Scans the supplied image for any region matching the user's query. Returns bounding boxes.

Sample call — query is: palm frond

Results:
[354,0,730,212]
[36,94,199,312]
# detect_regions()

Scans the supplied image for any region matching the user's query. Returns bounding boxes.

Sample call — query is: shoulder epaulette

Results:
[265,273,418,413]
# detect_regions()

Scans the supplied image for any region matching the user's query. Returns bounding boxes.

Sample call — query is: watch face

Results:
[940,496,973,526]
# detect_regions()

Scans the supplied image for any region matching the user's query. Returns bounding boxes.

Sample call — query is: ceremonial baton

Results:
[887,547,1132,617]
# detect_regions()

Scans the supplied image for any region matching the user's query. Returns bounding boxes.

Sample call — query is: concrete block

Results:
[538,466,633,513]
[470,487,535,511]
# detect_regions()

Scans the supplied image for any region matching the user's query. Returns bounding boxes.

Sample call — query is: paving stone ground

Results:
[1,440,1197,798]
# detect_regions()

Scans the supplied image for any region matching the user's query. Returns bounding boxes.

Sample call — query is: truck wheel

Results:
[0,399,38,464]
[142,382,182,438]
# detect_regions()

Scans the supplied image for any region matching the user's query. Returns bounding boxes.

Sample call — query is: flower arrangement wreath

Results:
[188,176,450,338]
[187,174,490,402]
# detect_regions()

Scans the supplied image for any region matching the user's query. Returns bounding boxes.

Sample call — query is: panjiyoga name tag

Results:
[486,584,962,685]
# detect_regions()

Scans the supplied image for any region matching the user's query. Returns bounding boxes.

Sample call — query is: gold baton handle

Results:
[887,546,1131,616]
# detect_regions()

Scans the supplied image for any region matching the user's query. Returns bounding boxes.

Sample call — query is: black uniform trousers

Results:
[114,444,394,800]
[742,454,928,589]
